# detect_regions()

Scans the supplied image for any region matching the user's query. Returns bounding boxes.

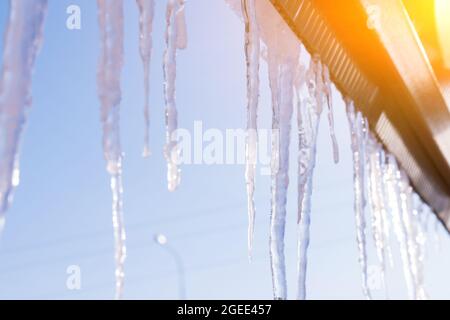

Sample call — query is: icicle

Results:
[345,100,372,299]
[384,156,415,299]
[0,0,47,235]
[241,0,260,260]
[398,173,419,299]
[398,171,428,299]
[268,59,291,301]
[322,65,339,164]
[266,43,299,302]
[378,149,394,269]
[97,0,126,300]
[136,0,155,158]
[411,194,428,299]
[296,177,313,300]
[295,55,322,300]
[366,134,387,292]
[163,0,187,192]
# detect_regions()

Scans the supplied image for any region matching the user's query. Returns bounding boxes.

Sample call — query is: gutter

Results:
[270,0,450,231]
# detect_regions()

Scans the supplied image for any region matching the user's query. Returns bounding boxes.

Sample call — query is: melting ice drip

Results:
[0,0,48,235]
[97,0,126,300]
[136,0,155,158]
[163,0,187,192]
[346,100,429,300]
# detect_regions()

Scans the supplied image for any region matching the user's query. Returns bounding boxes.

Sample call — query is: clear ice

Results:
[295,55,324,300]
[136,0,155,158]
[345,100,372,299]
[0,0,48,234]
[241,0,261,260]
[163,0,187,192]
[97,0,127,300]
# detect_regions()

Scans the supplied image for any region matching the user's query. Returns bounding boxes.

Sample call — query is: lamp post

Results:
[154,233,186,299]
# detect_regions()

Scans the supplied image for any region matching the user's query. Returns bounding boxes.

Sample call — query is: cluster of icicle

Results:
[236,0,433,300]
[0,0,187,299]
[0,0,440,301]
[96,0,187,299]
[236,0,339,300]
[136,0,188,190]
[346,100,429,300]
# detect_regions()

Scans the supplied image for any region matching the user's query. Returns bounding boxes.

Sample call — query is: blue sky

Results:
[0,0,448,299]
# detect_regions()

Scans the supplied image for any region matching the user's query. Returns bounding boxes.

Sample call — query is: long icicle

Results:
[398,170,428,299]
[322,65,339,164]
[411,194,428,299]
[345,100,372,299]
[241,0,260,260]
[366,135,387,295]
[97,0,126,300]
[268,55,286,301]
[296,55,322,300]
[0,0,48,234]
[378,149,394,269]
[163,0,187,192]
[268,47,299,301]
[136,0,155,158]
[384,155,415,299]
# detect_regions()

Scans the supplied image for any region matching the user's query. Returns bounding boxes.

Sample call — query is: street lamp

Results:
[154,233,186,299]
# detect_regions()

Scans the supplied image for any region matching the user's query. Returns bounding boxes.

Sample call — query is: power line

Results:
[0,200,249,256]
[0,205,358,275]
[29,235,355,299]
